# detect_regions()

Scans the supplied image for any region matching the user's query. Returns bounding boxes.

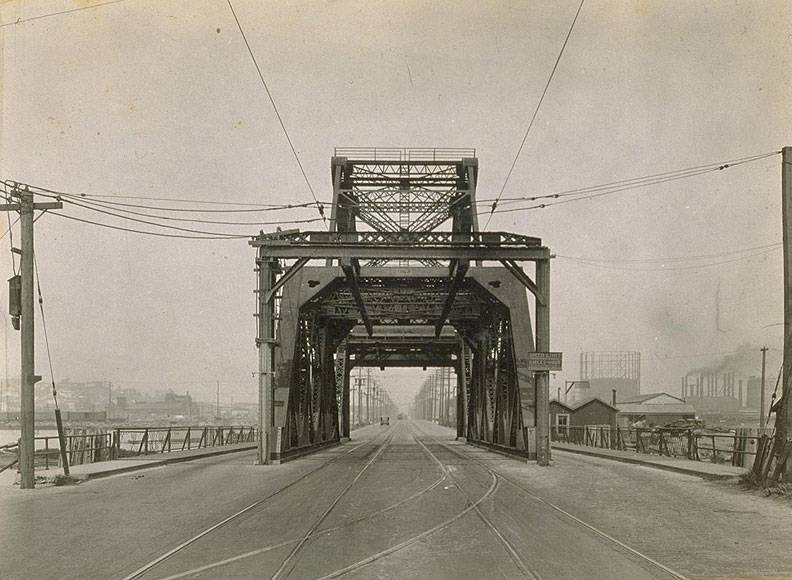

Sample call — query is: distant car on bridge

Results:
[380,416,390,426]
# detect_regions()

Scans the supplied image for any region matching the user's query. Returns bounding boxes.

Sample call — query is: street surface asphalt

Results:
[1,420,791,580]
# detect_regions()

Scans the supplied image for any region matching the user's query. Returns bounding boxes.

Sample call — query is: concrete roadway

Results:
[1,420,790,580]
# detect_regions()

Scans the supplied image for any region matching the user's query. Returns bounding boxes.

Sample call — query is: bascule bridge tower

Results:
[252,148,554,464]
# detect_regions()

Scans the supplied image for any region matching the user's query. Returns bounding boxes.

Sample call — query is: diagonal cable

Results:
[226,0,328,229]
[484,0,585,229]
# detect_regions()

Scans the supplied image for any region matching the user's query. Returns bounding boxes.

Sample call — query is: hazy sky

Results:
[1,0,790,409]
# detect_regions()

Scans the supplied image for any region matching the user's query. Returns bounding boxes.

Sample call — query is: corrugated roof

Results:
[617,402,696,415]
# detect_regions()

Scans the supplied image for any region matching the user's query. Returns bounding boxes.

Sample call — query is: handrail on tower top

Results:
[333,147,476,162]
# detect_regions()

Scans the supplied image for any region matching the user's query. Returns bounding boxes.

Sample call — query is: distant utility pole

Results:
[216,380,220,419]
[780,145,792,476]
[1,185,62,489]
[760,347,768,430]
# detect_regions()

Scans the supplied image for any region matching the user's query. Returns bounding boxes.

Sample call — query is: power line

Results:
[59,197,253,237]
[557,241,782,264]
[479,151,779,205]
[3,180,319,213]
[478,151,780,216]
[56,194,323,226]
[558,246,781,272]
[225,0,328,228]
[484,0,586,230]
[0,0,131,28]
[49,211,248,240]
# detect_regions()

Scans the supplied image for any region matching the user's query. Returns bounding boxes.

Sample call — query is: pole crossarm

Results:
[251,231,548,261]
[500,259,546,306]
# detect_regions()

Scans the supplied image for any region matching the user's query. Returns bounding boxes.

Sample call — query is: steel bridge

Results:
[251,148,554,465]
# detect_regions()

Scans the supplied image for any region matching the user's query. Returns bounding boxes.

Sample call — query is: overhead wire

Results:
[479,151,780,216]
[48,211,249,240]
[3,180,320,213]
[557,241,782,264]
[33,253,63,411]
[57,197,253,237]
[479,151,778,205]
[484,0,586,230]
[55,194,323,226]
[558,245,781,272]
[0,0,131,28]
[225,0,328,228]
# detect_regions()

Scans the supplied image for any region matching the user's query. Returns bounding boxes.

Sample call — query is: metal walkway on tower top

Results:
[251,147,555,465]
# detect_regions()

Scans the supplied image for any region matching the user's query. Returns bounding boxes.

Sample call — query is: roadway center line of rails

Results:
[269,429,397,580]
[120,430,391,580]
[411,427,540,580]
[157,426,447,579]
[438,440,690,580]
[158,468,449,580]
[315,468,500,580]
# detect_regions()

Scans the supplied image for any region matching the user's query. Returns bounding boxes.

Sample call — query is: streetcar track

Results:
[431,436,690,580]
[411,427,540,580]
[315,471,499,580]
[120,427,394,580]
[157,468,448,580]
[152,424,451,580]
[269,430,396,580]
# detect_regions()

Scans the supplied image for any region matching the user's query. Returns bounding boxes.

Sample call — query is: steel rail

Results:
[435,436,690,580]
[119,429,393,580]
[316,471,499,580]
[158,431,449,579]
[412,434,540,580]
[269,431,396,580]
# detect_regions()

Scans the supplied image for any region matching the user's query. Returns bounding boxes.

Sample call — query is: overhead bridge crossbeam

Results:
[252,231,548,261]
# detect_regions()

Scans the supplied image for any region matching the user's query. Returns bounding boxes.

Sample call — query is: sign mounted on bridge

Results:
[521,352,563,371]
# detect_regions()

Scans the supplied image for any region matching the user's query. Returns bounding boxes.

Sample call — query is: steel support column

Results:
[457,340,468,439]
[535,258,551,466]
[257,254,277,465]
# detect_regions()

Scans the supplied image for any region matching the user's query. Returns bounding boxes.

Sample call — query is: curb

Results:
[552,445,744,480]
[73,444,257,481]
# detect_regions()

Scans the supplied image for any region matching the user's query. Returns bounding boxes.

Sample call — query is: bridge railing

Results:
[334,147,476,161]
[0,426,257,471]
[113,426,257,459]
[551,425,763,467]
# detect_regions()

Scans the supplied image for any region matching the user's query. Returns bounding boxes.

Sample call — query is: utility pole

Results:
[1,184,62,488]
[216,380,220,420]
[780,145,792,477]
[760,347,768,430]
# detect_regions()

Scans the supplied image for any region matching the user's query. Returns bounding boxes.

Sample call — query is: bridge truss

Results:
[251,148,553,464]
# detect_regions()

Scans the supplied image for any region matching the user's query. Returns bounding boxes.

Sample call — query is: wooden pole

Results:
[19,188,35,488]
[779,146,792,477]
[760,346,768,430]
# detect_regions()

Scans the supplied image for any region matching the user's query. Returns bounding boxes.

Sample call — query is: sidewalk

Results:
[552,442,748,479]
[1,442,256,487]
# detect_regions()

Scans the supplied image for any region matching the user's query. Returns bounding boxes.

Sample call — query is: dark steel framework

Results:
[252,148,553,464]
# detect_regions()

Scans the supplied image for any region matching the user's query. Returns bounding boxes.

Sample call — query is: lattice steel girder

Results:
[352,354,458,368]
[251,231,548,261]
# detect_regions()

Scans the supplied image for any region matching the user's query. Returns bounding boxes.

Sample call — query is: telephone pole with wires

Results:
[1,183,62,489]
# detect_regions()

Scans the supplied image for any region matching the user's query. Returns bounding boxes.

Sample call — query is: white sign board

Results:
[521,352,563,371]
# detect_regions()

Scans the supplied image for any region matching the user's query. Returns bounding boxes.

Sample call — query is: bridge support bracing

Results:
[252,148,555,462]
